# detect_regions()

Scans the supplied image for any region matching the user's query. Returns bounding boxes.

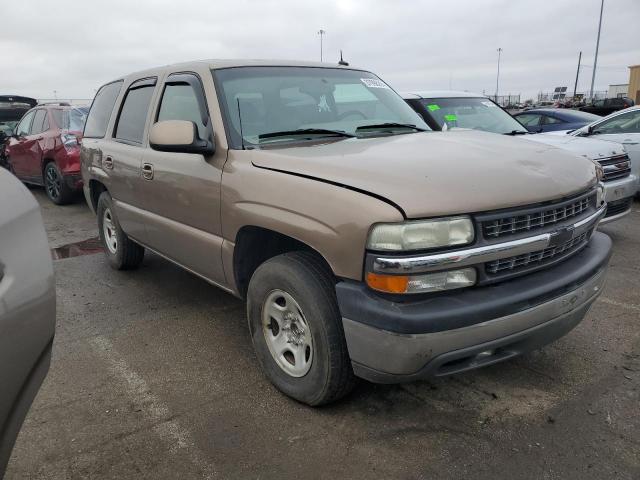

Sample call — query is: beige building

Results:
[629,65,640,103]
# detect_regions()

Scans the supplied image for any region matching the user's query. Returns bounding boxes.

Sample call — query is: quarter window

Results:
[84,81,123,138]
[115,82,156,144]
[157,83,206,139]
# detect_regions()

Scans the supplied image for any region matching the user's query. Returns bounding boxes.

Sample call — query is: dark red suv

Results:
[6,104,88,204]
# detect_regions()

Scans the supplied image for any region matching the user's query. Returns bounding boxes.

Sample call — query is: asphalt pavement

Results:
[5,187,640,479]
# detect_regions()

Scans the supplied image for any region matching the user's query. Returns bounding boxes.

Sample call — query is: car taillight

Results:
[61,133,78,151]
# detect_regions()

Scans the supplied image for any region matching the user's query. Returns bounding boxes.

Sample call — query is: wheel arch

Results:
[88,179,108,212]
[232,225,335,299]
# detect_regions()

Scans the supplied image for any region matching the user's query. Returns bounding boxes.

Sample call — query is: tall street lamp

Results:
[495,48,502,103]
[589,0,604,99]
[318,29,326,62]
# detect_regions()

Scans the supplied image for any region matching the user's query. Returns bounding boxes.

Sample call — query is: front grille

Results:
[599,155,631,182]
[486,230,590,275]
[483,193,593,239]
[605,198,633,218]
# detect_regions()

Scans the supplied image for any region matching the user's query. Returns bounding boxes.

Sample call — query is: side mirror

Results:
[149,120,214,155]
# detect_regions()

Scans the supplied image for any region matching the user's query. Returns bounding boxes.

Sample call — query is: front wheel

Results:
[97,192,144,270]
[247,251,355,406]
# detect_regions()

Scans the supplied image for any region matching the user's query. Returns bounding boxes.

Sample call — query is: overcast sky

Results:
[2,0,639,101]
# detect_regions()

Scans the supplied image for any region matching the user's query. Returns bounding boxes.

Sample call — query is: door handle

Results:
[142,163,154,180]
[103,156,114,170]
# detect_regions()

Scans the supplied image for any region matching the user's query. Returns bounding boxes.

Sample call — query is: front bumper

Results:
[337,231,611,383]
[600,174,636,224]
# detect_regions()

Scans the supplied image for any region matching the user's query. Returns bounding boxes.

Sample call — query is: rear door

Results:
[539,114,565,132]
[136,72,227,285]
[8,110,36,178]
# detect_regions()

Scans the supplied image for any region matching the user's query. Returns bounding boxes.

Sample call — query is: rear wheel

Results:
[43,162,74,205]
[247,251,355,406]
[97,192,144,270]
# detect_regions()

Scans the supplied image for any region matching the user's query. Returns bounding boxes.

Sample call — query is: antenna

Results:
[237,97,246,150]
[338,50,349,66]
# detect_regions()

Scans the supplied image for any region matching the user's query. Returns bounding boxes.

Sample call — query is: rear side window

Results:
[157,82,206,139]
[30,109,47,134]
[84,81,123,138]
[115,80,156,144]
[542,115,562,125]
[516,114,541,127]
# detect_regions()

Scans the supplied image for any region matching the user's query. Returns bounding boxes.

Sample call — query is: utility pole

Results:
[495,48,502,103]
[589,0,604,99]
[573,51,582,99]
[317,29,326,62]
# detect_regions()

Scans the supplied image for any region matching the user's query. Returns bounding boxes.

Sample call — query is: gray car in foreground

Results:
[0,169,55,476]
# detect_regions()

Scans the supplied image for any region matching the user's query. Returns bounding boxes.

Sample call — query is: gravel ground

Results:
[5,188,640,479]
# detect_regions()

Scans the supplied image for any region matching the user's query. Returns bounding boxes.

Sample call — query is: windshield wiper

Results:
[258,128,355,141]
[355,122,427,133]
[504,130,529,135]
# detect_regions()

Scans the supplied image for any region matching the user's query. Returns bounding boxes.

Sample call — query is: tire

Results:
[43,162,74,205]
[97,192,144,270]
[247,251,355,406]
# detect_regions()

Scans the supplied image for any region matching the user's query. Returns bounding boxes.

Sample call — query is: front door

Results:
[137,73,227,286]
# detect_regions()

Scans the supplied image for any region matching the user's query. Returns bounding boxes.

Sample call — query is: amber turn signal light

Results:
[366,272,409,293]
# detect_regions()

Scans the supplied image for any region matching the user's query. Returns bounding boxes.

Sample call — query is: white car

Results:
[544,105,640,195]
[403,91,637,223]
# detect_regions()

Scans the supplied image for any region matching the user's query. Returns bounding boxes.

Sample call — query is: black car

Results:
[579,97,635,116]
[0,96,38,169]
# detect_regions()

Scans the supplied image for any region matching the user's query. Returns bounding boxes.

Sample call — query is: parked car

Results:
[546,105,640,195]
[0,168,55,476]
[580,97,635,116]
[82,60,610,406]
[514,108,601,133]
[403,91,636,222]
[0,96,38,169]
[5,104,88,204]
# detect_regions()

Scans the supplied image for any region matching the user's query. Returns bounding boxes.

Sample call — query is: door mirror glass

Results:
[149,120,214,155]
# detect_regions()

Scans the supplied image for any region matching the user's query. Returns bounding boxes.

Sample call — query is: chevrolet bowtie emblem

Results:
[549,226,575,247]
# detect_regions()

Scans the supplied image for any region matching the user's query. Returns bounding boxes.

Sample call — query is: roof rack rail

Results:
[36,102,72,107]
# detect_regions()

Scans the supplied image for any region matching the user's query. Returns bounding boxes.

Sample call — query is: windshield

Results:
[419,97,527,134]
[213,66,429,148]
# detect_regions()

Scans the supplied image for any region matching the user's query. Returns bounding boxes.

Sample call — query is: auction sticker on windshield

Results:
[427,104,440,111]
[361,78,390,89]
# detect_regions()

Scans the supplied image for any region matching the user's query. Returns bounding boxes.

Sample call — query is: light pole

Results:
[495,48,502,103]
[573,51,582,99]
[317,29,326,62]
[589,0,604,100]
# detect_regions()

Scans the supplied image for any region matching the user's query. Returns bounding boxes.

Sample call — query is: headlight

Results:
[366,268,477,294]
[367,216,474,251]
[596,182,605,206]
[593,161,604,182]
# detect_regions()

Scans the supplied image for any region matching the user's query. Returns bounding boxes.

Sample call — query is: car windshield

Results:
[213,66,429,148]
[419,97,527,134]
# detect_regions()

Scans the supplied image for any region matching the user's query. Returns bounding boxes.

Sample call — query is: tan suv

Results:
[81,60,611,405]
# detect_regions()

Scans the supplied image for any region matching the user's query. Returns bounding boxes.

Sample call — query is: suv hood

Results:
[250,130,597,218]
[521,133,625,160]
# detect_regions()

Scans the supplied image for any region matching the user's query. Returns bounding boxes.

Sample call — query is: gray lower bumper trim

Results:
[343,266,606,381]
